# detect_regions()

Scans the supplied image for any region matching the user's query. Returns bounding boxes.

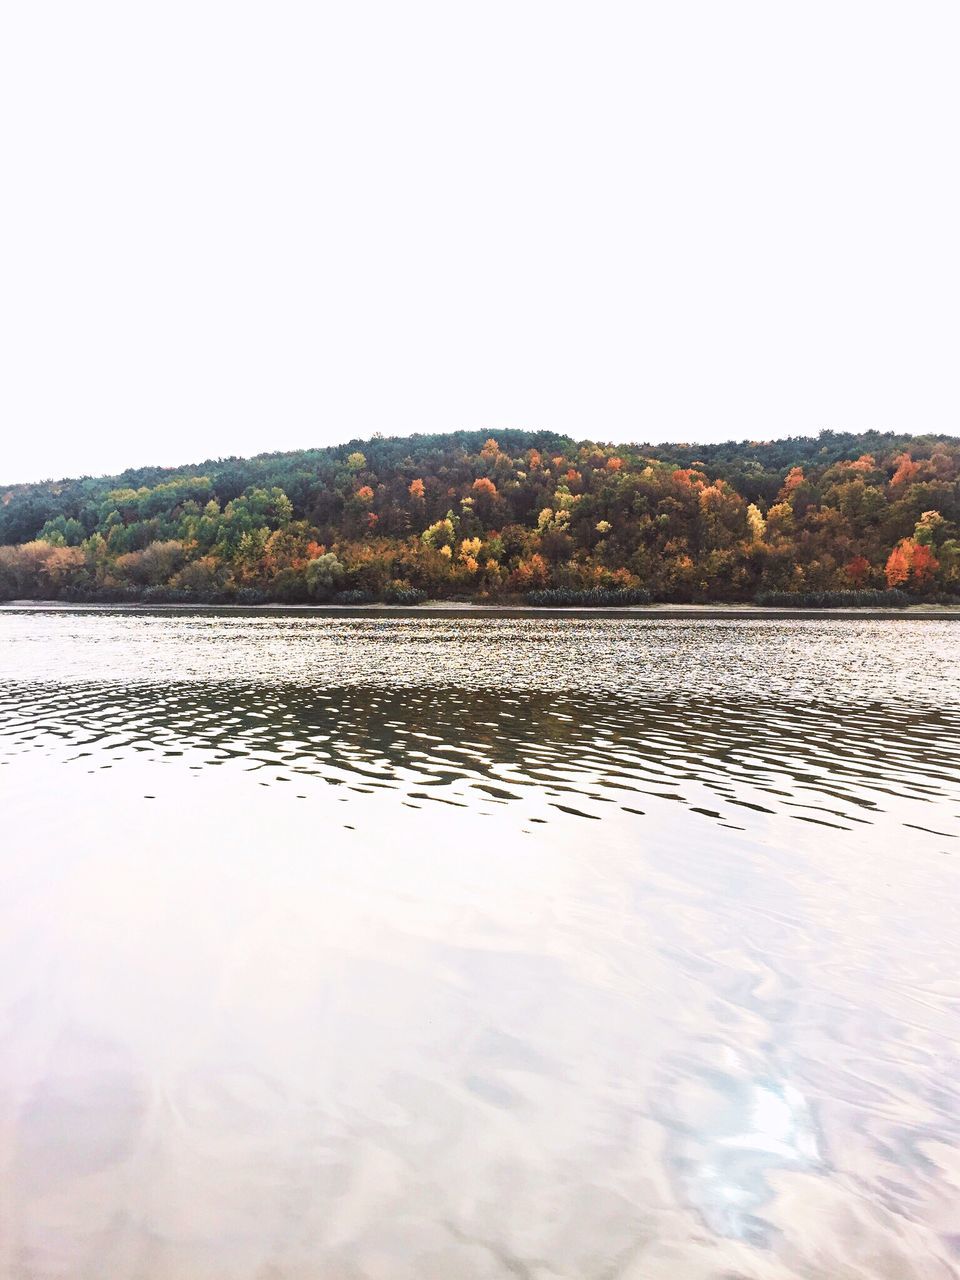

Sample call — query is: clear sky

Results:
[1,1,957,484]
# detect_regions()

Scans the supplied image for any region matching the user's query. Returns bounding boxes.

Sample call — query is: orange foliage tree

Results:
[885,538,939,589]
[889,453,919,489]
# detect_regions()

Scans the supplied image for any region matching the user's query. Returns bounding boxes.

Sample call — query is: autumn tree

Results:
[844,555,871,587]
[889,453,919,489]
[885,538,939,590]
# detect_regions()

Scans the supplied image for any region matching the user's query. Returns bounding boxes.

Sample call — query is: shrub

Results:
[383,584,427,605]
[754,589,910,608]
[233,586,270,606]
[331,589,375,605]
[525,587,652,607]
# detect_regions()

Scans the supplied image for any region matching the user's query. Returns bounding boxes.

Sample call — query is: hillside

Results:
[1,428,958,604]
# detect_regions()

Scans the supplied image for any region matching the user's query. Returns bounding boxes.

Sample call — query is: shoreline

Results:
[3,600,959,620]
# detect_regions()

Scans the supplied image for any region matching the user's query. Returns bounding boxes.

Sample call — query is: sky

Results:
[1,1,957,484]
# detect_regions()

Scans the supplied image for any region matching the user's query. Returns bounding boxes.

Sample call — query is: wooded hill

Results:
[1,428,958,604]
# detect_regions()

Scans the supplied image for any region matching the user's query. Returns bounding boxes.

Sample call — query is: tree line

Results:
[1,428,957,604]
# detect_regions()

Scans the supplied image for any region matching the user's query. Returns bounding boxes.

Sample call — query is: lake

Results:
[1,606,958,1280]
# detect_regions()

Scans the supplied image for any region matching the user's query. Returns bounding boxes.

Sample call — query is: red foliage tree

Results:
[911,542,939,585]
[844,555,870,587]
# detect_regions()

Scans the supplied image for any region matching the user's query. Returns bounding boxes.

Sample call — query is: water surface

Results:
[1,607,958,1279]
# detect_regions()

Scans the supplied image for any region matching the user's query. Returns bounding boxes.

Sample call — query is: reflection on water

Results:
[659,1045,822,1247]
[0,607,958,1279]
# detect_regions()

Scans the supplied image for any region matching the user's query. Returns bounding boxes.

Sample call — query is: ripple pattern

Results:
[1,678,958,848]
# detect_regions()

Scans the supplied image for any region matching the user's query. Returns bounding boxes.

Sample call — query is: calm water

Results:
[1,607,959,1280]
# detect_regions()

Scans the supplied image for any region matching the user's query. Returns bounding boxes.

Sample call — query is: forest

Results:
[1,428,958,605]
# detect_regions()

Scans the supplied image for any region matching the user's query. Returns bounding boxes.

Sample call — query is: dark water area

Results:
[1,608,959,1279]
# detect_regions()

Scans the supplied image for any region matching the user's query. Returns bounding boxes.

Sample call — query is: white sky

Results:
[1,1,957,484]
